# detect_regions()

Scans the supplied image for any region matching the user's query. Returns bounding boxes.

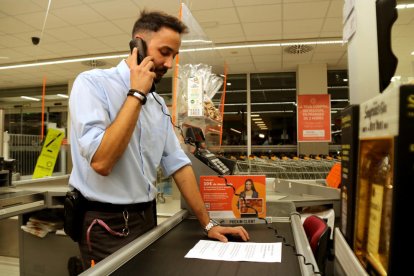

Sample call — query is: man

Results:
[68,10,249,269]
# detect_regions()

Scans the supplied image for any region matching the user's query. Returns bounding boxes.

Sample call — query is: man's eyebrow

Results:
[161,45,179,55]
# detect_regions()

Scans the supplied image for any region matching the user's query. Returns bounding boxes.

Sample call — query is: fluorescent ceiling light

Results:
[182,39,212,44]
[258,134,265,138]
[181,39,345,52]
[391,76,401,82]
[396,4,414,9]
[331,99,349,102]
[57,94,69,98]
[230,128,241,134]
[251,114,260,117]
[220,88,296,94]
[21,96,40,101]
[225,101,296,106]
[0,39,345,71]
[0,54,127,70]
[252,118,262,121]
[224,110,293,115]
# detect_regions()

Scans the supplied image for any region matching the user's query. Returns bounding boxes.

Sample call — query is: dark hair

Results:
[132,10,188,38]
[244,179,257,191]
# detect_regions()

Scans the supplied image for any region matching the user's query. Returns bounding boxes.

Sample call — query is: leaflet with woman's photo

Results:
[200,175,266,221]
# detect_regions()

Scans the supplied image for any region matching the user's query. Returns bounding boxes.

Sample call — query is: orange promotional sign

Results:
[200,175,266,219]
[297,94,331,142]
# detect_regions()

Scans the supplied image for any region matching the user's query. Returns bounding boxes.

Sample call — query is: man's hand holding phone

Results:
[129,39,155,94]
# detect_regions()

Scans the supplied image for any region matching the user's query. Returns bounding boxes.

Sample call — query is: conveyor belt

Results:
[111,219,302,276]
[82,209,317,276]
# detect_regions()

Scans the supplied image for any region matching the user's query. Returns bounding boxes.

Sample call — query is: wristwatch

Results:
[127,89,147,105]
[204,219,220,234]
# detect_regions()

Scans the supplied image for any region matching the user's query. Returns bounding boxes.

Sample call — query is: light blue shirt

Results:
[68,60,191,204]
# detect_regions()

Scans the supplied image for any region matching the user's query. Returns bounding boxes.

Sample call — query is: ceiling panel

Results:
[326,0,344,18]
[283,19,324,35]
[191,8,240,25]
[1,0,410,101]
[243,21,283,41]
[283,1,330,20]
[90,0,140,20]
[51,5,107,25]
[236,5,282,23]
[202,23,245,42]
[77,21,124,37]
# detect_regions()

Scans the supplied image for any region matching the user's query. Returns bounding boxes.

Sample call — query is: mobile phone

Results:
[129,38,156,92]
[129,38,147,65]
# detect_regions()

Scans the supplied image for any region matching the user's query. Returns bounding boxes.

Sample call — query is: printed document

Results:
[185,240,282,263]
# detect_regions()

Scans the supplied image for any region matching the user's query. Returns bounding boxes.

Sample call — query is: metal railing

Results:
[8,134,42,176]
[233,157,339,180]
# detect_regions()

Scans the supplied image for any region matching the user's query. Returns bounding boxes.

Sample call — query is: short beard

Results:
[154,76,162,83]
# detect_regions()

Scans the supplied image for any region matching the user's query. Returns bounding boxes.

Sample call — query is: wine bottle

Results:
[366,141,392,275]
[354,146,376,267]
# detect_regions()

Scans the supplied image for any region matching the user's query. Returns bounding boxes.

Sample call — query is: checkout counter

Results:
[0,152,340,276]
[0,175,69,220]
[79,155,331,276]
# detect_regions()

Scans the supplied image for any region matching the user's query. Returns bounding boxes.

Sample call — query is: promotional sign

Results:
[297,94,331,142]
[200,175,266,220]
[33,128,65,179]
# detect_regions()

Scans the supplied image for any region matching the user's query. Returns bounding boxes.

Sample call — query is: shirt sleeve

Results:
[69,72,109,164]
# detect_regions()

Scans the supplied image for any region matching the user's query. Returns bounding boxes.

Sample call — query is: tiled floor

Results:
[0,197,182,275]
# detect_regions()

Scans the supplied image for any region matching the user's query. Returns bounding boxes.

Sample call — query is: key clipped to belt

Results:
[122,210,129,236]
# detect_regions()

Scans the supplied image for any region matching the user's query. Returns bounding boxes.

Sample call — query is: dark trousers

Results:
[78,201,156,269]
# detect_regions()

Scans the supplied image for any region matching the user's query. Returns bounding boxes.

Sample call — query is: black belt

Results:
[85,199,154,213]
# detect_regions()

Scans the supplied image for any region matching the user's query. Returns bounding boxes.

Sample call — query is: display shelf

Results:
[173,3,226,148]
[334,228,368,276]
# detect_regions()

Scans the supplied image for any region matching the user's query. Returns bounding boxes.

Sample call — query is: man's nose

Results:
[164,56,174,68]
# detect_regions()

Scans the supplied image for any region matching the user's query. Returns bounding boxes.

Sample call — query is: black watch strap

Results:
[128,89,147,105]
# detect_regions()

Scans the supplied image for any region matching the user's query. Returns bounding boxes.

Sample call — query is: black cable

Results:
[218,175,321,275]
[150,91,185,141]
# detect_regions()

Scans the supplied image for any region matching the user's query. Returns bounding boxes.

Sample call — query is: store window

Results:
[250,72,297,147]
[219,74,248,146]
[327,70,349,145]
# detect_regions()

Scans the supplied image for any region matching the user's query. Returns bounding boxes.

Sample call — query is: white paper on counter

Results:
[184,240,282,263]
